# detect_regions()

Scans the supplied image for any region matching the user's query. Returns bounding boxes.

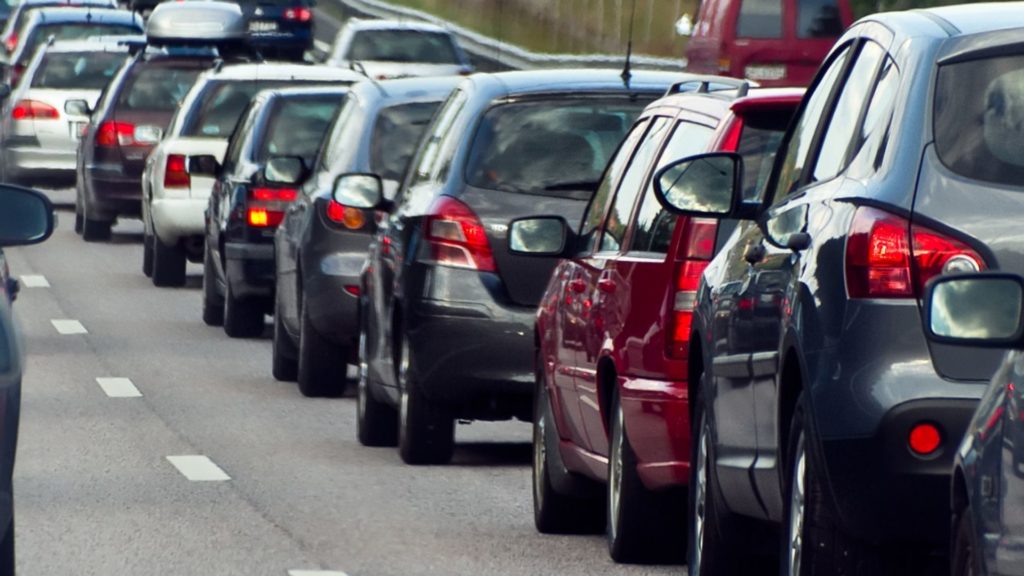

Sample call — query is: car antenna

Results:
[621,0,637,88]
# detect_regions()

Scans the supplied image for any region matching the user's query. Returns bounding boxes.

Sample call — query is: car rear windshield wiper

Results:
[543,180,599,192]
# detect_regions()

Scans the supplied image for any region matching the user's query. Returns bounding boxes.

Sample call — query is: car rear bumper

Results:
[622,376,690,490]
[6,145,76,175]
[152,197,206,244]
[85,169,142,218]
[304,267,360,348]
[225,242,274,300]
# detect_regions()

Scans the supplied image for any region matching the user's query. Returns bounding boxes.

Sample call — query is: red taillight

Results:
[424,196,495,272]
[344,285,360,296]
[283,7,311,21]
[11,99,58,120]
[845,206,984,299]
[325,199,366,230]
[96,121,137,147]
[246,187,298,228]
[668,218,717,359]
[908,423,942,456]
[251,187,297,202]
[4,35,17,53]
[164,154,189,189]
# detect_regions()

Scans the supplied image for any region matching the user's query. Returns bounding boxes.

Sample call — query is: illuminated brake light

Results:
[12,99,58,120]
[908,423,942,456]
[424,196,495,271]
[164,154,189,188]
[668,218,717,360]
[4,35,17,53]
[246,187,297,228]
[283,7,311,21]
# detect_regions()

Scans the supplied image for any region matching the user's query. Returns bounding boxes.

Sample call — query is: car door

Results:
[208,102,259,282]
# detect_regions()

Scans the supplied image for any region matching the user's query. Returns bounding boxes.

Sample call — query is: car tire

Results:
[607,388,686,564]
[0,515,12,576]
[296,293,347,397]
[398,335,454,465]
[202,246,224,326]
[82,217,112,242]
[142,229,154,277]
[223,282,264,338]
[271,291,297,382]
[152,237,186,287]
[533,354,603,534]
[952,506,980,576]
[357,326,398,446]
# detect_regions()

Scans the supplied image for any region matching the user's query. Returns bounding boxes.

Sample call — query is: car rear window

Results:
[798,0,843,38]
[736,0,782,39]
[347,30,459,64]
[935,55,1024,188]
[182,80,326,138]
[21,22,140,64]
[370,101,440,182]
[117,64,203,112]
[737,109,793,201]
[31,51,124,89]
[259,95,343,165]
[464,98,647,200]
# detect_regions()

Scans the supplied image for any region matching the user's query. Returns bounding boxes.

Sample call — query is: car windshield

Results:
[370,101,440,182]
[21,22,139,64]
[258,95,343,165]
[30,51,125,90]
[798,0,843,38]
[464,98,646,200]
[182,80,324,138]
[117,65,203,112]
[347,29,460,64]
[935,55,1024,187]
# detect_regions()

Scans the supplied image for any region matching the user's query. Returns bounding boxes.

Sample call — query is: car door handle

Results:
[568,279,586,293]
[597,279,616,294]
[744,244,766,264]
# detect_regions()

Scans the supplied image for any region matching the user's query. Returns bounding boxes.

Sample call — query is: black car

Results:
[198,86,346,338]
[341,69,681,464]
[652,5,1024,574]
[238,0,314,62]
[74,1,251,241]
[273,76,458,397]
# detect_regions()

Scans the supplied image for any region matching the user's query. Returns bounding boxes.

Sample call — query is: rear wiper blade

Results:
[543,181,599,192]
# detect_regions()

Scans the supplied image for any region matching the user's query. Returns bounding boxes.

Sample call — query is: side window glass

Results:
[737,0,782,39]
[319,97,360,172]
[798,0,844,38]
[599,116,672,253]
[408,89,466,189]
[847,57,899,178]
[630,120,715,255]
[223,105,256,171]
[770,44,852,202]
[579,119,650,253]
[812,41,885,183]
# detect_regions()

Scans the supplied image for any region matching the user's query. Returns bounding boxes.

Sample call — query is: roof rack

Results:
[664,77,755,98]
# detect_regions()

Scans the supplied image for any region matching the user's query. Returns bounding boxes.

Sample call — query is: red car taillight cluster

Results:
[424,195,496,272]
[325,198,366,230]
[164,154,190,189]
[11,99,58,120]
[845,206,984,299]
[283,6,312,21]
[247,187,298,228]
[96,121,143,147]
[667,218,717,359]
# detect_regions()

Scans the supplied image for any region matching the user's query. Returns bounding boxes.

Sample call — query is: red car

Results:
[514,84,802,563]
[683,0,854,87]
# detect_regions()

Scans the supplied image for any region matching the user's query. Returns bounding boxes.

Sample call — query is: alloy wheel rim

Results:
[398,340,410,440]
[609,403,623,542]
[357,330,368,424]
[788,439,807,576]
[533,393,546,508]
[693,418,709,575]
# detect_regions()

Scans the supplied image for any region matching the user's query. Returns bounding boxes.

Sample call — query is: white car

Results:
[327,19,473,80]
[0,38,132,187]
[141,62,363,286]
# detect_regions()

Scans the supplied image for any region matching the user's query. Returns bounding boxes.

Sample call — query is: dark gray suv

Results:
[654,4,1024,575]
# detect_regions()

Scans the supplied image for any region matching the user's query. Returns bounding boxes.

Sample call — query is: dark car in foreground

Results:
[198,86,346,339]
[0,185,55,573]
[342,69,695,464]
[272,76,458,397]
[513,83,799,563]
[655,4,1024,574]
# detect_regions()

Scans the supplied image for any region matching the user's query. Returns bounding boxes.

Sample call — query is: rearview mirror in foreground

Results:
[925,273,1024,348]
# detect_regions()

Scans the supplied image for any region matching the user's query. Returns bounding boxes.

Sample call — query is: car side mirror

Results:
[924,273,1024,348]
[508,216,572,257]
[265,156,306,185]
[653,152,743,218]
[0,185,54,246]
[188,154,220,177]
[64,99,91,117]
[332,173,383,209]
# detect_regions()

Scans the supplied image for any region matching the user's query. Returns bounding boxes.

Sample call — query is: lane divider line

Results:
[166,455,231,482]
[20,275,49,288]
[51,319,87,334]
[95,377,142,398]
[288,571,350,576]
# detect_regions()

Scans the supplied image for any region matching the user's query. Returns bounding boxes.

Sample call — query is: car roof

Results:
[468,69,690,99]
[350,75,461,105]
[199,62,364,83]
[26,7,140,24]
[145,1,247,43]
[343,18,452,35]
[921,2,1024,36]
[652,86,805,120]
[20,0,114,6]
[43,38,136,53]
[257,85,349,100]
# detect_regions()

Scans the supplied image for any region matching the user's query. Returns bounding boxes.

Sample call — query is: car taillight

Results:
[424,195,495,272]
[164,154,189,189]
[247,187,297,228]
[668,218,717,360]
[11,99,58,120]
[283,7,311,21]
[4,35,17,53]
[325,199,366,230]
[845,206,984,299]
[96,121,139,147]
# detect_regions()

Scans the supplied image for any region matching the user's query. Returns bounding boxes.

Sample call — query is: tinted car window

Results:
[580,119,648,253]
[798,0,843,38]
[465,99,644,200]
[737,111,793,201]
[182,80,314,138]
[737,0,782,39]
[408,89,466,189]
[847,57,898,178]
[22,23,139,64]
[117,65,202,112]
[935,54,1024,188]
[347,30,459,64]
[31,51,124,89]
[319,96,361,171]
[258,95,343,165]
[370,101,441,182]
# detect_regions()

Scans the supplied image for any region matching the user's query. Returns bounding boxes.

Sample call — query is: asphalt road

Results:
[5,189,681,575]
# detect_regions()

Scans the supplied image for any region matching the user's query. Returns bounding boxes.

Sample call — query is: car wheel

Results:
[271,290,297,382]
[397,335,454,465]
[82,217,112,242]
[74,196,84,235]
[222,282,263,338]
[607,388,686,563]
[0,515,12,576]
[152,237,186,287]
[296,293,347,397]
[142,229,154,277]
[202,246,224,326]
[533,353,603,534]
[952,506,980,576]
[357,326,398,446]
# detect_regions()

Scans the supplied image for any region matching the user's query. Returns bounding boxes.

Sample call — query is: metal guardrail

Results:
[333,0,686,72]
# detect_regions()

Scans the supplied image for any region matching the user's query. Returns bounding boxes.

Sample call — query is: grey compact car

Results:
[272,75,459,397]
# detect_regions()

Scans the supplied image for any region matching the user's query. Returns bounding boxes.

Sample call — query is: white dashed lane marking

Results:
[20,275,49,287]
[51,319,87,334]
[166,455,231,482]
[95,377,142,398]
[288,571,349,576]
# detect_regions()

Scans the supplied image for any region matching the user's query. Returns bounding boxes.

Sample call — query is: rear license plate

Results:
[745,64,786,82]
[249,20,278,33]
